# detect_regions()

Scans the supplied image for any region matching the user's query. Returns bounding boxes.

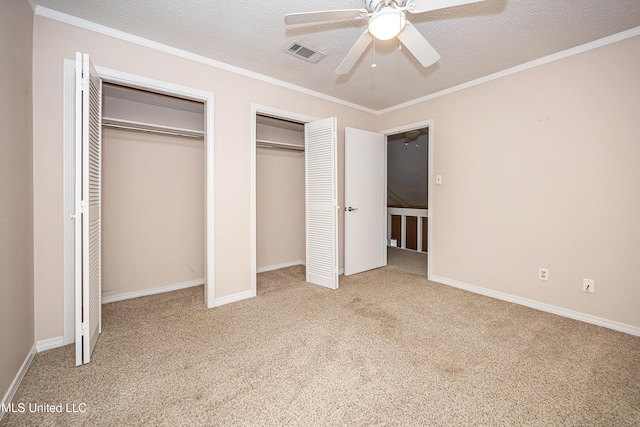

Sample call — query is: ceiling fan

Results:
[285,0,485,75]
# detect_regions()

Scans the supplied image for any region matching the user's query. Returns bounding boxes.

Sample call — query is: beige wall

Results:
[102,129,205,299]
[0,0,34,404]
[101,92,205,299]
[256,122,305,270]
[378,35,640,328]
[256,147,305,270]
[103,87,205,131]
[32,16,376,341]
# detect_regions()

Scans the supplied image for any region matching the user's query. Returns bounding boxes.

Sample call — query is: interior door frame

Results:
[63,61,215,344]
[379,119,434,280]
[250,104,319,296]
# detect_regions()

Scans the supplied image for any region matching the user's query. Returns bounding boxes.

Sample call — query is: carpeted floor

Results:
[3,253,639,426]
[386,246,427,276]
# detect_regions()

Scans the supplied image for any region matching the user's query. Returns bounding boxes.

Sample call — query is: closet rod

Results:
[256,139,304,151]
[102,117,204,140]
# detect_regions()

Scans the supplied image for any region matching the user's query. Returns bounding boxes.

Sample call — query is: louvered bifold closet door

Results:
[305,117,339,290]
[86,54,102,361]
[75,52,102,366]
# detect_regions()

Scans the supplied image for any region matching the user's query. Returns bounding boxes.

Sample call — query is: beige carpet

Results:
[3,263,640,426]
[386,246,427,276]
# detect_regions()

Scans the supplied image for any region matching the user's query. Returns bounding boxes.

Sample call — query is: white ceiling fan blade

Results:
[396,22,441,68]
[335,30,372,75]
[285,9,366,25]
[409,0,485,14]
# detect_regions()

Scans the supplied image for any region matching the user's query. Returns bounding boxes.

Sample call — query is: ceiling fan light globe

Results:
[368,9,406,40]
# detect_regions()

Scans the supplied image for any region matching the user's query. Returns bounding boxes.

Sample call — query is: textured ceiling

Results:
[32,0,640,111]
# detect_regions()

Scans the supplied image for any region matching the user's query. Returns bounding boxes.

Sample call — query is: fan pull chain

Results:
[398,10,403,50]
[372,37,377,68]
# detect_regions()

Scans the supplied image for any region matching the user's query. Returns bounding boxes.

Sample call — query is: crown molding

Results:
[377,26,640,115]
[34,6,377,115]
[34,7,639,117]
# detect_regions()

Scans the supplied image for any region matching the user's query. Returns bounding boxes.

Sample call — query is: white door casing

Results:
[75,52,102,365]
[64,57,216,358]
[380,119,434,280]
[344,127,387,275]
[63,60,216,350]
[305,117,339,290]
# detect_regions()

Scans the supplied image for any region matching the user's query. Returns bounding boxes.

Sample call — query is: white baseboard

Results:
[257,260,304,274]
[36,336,64,352]
[214,290,255,307]
[431,275,640,336]
[254,260,346,277]
[102,278,205,304]
[1,344,36,423]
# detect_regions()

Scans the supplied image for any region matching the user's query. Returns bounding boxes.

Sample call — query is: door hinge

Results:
[81,67,90,88]
[76,322,88,337]
[80,200,88,214]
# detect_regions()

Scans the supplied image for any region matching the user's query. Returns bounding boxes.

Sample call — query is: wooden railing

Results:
[387,207,429,252]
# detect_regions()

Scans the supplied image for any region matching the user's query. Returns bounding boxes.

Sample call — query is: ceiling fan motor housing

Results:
[366,0,407,13]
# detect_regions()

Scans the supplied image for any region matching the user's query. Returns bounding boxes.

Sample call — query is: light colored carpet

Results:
[3,264,639,426]
[386,246,427,276]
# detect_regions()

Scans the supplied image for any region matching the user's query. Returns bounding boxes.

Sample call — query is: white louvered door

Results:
[75,52,102,366]
[305,117,339,290]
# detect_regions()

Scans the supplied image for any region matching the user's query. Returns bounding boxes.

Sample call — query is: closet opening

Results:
[101,83,207,305]
[250,106,319,296]
[255,114,305,278]
[62,59,215,354]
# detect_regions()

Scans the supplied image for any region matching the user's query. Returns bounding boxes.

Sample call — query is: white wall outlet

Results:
[435,175,443,185]
[538,268,549,281]
[583,278,595,293]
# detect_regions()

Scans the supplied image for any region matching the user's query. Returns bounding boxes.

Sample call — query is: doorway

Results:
[381,120,434,279]
[101,83,206,304]
[250,105,319,296]
[255,113,306,274]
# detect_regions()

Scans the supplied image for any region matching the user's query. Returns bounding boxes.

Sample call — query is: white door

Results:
[305,117,339,289]
[344,127,386,275]
[75,52,102,366]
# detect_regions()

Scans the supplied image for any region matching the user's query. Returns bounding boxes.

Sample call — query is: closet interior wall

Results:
[101,84,205,301]
[256,115,305,272]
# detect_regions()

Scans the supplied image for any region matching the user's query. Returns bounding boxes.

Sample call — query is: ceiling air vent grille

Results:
[285,41,326,63]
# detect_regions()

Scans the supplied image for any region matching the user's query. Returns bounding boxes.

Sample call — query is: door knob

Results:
[346,206,358,212]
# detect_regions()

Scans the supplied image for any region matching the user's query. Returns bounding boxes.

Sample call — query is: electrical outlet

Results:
[539,268,549,281]
[583,278,595,293]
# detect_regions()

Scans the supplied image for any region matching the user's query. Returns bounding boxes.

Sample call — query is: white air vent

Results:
[285,41,326,63]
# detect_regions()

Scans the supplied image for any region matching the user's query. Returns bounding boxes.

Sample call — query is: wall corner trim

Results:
[213,290,255,308]
[35,336,65,352]
[257,260,305,274]
[0,344,36,422]
[431,275,640,337]
[101,278,205,304]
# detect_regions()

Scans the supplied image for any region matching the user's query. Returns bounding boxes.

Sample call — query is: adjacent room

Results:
[386,128,430,277]
[2,0,639,424]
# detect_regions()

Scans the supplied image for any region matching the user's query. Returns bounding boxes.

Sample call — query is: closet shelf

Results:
[256,139,304,151]
[102,117,204,139]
